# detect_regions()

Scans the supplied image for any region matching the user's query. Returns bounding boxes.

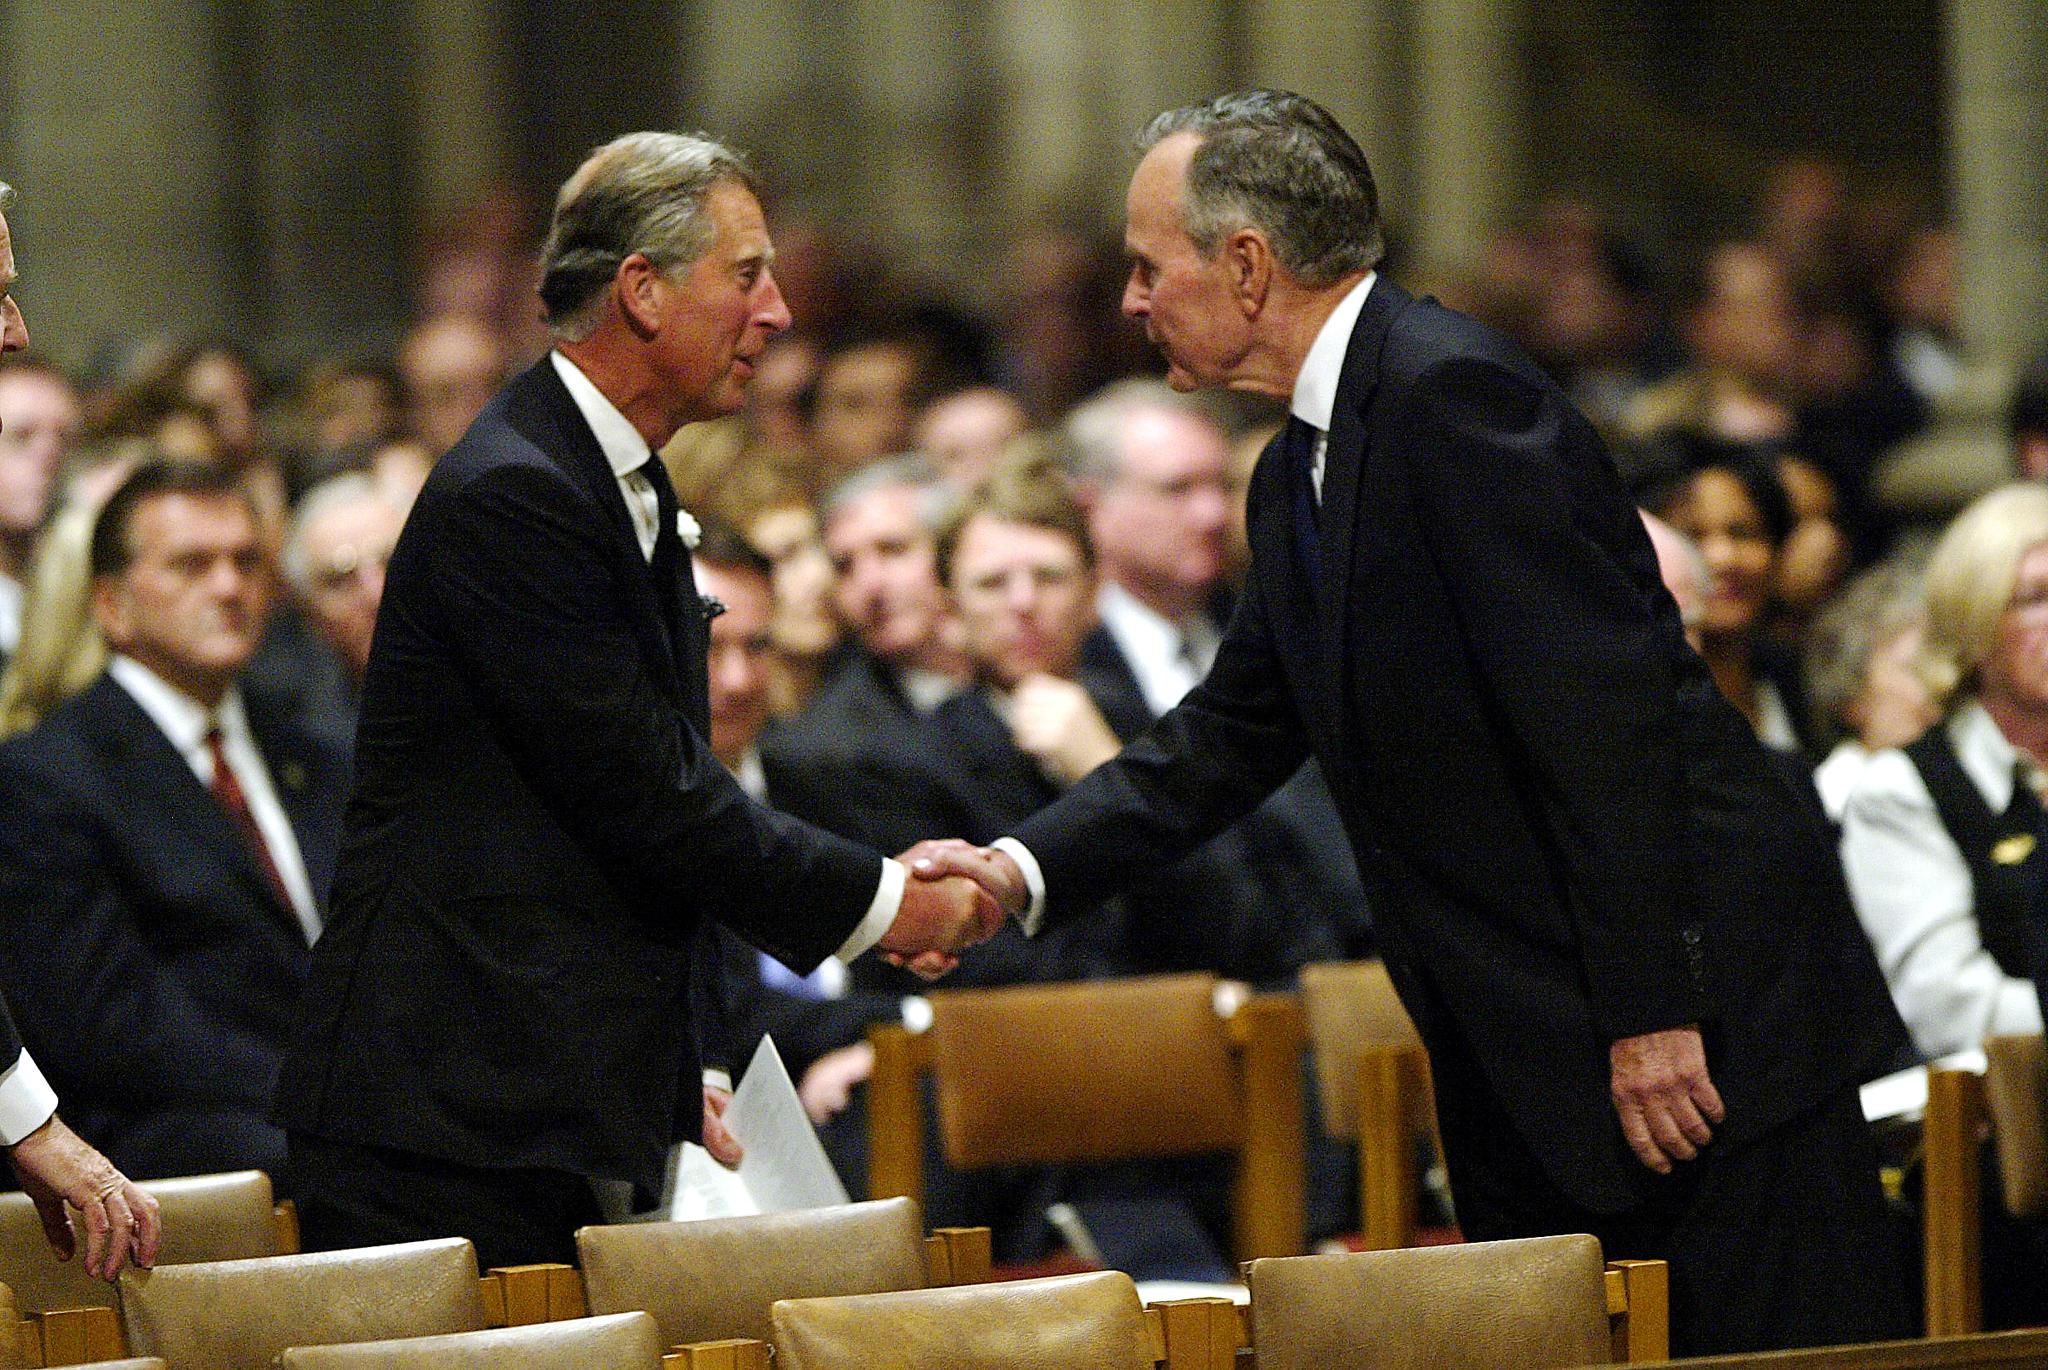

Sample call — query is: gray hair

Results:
[539,131,759,342]
[1062,378,1216,486]
[1804,557,1927,746]
[1138,90,1382,289]
[282,472,400,592]
[818,454,958,537]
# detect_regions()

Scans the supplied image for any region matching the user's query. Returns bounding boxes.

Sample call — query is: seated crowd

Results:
[4,152,2048,1324]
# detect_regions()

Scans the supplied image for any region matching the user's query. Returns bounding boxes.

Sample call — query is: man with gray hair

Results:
[276,133,1000,1266]
[923,91,1910,1352]
[280,472,409,727]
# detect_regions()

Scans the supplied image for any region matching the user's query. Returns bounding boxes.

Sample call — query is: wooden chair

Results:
[116,1238,487,1370]
[1239,1235,1639,1369]
[576,1198,989,1348]
[1648,1326,2048,1368]
[1299,960,1443,1249]
[868,973,1306,1263]
[0,1170,292,1364]
[1923,1035,2048,1336]
[766,1270,1154,1370]
[276,1311,664,1369]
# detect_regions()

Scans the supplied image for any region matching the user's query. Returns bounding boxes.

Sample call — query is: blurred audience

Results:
[281,473,408,730]
[807,334,927,480]
[398,315,505,457]
[1804,560,1936,821]
[915,385,1030,491]
[0,361,80,666]
[2013,344,2048,483]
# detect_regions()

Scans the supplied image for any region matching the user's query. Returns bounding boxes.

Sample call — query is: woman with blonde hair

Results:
[0,497,106,739]
[1840,483,2048,1061]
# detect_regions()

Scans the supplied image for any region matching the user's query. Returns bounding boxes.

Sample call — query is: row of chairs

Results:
[2,1209,1667,1369]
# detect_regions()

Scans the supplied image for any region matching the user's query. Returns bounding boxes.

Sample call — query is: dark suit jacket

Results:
[276,359,882,1198]
[1014,280,1909,1215]
[0,672,347,1181]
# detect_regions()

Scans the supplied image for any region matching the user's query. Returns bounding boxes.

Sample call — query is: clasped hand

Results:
[876,840,1029,981]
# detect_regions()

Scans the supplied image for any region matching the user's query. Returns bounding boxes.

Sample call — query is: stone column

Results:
[0,0,238,365]
[1945,0,2048,363]
[409,0,511,227]
[1408,0,1527,279]
[1236,0,1412,230]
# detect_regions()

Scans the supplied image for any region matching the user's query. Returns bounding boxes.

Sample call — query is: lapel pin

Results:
[1993,833,2035,865]
[676,509,702,550]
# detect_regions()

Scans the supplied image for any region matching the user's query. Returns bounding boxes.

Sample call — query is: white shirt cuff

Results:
[989,837,1047,936]
[702,1068,733,1093]
[0,1050,59,1147]
[835,857,905,963]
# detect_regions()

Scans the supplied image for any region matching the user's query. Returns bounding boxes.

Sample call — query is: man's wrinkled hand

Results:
[8,1114,161,1281]
[1610,1024,1724,1174]
[901,839,1027,922]
[878,851,1003,981]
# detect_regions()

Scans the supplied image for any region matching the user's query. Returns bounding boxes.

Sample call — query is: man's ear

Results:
[90,576,128,648]
[616,254,664,337]
[1228,228,1273,318]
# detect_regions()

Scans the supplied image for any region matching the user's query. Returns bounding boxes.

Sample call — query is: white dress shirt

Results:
[1839,701,2045,1057]
[0,574,22,658]
[109,655,322,944]
[550,351,902,964]
[1096,582,1219,718]
[0,1047,57,1145]
[995,273,1377,932]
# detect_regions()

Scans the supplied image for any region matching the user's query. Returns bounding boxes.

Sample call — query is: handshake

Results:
[876,839,1031,980]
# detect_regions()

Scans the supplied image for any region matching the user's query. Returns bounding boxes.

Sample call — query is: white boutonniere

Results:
[676,509,701,550]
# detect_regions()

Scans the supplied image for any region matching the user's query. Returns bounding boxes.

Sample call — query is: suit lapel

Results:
[85,677,305,936]
[510,359,687,700]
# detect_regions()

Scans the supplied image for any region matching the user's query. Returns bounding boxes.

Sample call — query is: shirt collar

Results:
[550,350,655,480]
[1953,699,2022,811]
[1098,581,1183,661]
[1291,271,1377,433]
[108,654,247,756]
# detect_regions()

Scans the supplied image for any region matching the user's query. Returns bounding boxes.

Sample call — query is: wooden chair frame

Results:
[868,990,1308,1266]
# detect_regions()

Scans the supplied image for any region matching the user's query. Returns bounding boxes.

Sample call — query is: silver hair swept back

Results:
[1138,90,1383,289]
[538,131,760,341]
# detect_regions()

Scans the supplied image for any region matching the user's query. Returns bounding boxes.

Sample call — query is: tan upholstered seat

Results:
[1299,960,1442,1249]
[1246,1234,1614,1370]
[870,973,1306,1260]
[117,1237,486,1370]
[576,1198,930,1345]
[0,1170,284,1317]
[276,1310,663,1369]
[768,1270,1152,1370]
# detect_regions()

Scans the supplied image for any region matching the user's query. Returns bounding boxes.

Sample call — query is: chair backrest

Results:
[1298,961,1425,1139]
[576,1198,930,1345]
[0,1280,23,1370]
[768,1271,1152,1370]
[0,1170,283,1316]
[1246,1234,1613,1370]
[276,1311,663,1369]
[929,973,1241,1167]
[1981,1034,2048,1218]
[117,1238,486,1370]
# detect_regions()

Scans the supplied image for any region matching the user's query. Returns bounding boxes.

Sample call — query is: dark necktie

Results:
[207,728,293,913]
[635,455,711,734]
[1282,416,1324,598]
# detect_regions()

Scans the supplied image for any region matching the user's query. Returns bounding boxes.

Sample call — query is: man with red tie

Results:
[0,459,351,1186]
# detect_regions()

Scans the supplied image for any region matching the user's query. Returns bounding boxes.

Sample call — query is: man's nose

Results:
[756,270,793,334]
[1,298,27,356]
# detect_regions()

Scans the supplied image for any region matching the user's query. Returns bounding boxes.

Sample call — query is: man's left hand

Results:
[702,1085,744,1169]
[1610,1025,1723,1175]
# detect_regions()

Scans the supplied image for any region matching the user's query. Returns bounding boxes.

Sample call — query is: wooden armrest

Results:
[926,1226,994,1285]
[1357,1042,1429,1250]
[1925,1066,1988,1337]
[868,1023,934,1205]
[1148,1297,1243,1370]
[22,1305,125,1366]
[483,1263,586,1326]
[1607,1259,1670,1363]
[1228,993,1307,1261]
[667,1337,770,1369]
[273,1197,302,1254]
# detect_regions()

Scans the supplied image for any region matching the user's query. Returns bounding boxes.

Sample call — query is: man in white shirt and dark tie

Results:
[0,459,350,1186]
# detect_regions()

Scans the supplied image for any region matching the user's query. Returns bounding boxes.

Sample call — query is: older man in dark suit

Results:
[276,132,996,1269]
[923,92,1912,1354]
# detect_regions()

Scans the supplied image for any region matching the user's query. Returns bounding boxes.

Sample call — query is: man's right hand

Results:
[8,1114,161,1281]
[878,862,1004,974]
[903,839,1028,920]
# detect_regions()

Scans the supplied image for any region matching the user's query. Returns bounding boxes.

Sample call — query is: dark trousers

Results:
[288,1132,604,1271]
[1428,1019,1916,1357]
